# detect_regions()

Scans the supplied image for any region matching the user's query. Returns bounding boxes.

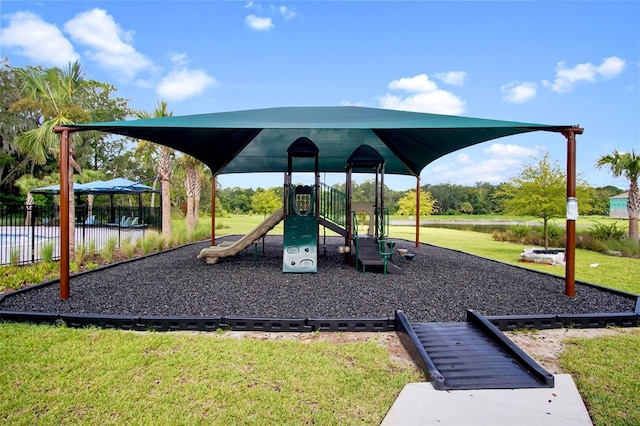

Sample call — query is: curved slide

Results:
[197,208,285,264]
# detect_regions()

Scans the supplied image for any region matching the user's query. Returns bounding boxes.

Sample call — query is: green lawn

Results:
[560,329,640,426]
[0,324,421,425]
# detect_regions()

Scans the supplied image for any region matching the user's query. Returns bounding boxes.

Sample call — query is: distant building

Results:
[609,192,629,219]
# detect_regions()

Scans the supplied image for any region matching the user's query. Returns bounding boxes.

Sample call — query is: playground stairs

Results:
[356,236,402,274]
[396,310,554,390]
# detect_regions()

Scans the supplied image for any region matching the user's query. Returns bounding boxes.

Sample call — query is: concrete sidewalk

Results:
[382,374,592,425]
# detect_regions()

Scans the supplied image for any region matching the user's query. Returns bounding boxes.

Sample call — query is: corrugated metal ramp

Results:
[396,310,555,390]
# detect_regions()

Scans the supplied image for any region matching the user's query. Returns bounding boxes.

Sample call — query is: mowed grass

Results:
[0,324,422,425]
[560,329,640,426]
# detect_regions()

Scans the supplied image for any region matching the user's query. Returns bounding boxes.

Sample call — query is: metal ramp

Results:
[396,310,554,390]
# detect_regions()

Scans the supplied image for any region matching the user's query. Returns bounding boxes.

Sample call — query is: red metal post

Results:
[563,128,583,297]
[415,176,420,248]
[211,175,216,247]
[59,129,70,300]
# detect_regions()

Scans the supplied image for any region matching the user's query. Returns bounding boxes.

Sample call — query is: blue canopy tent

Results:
[31,178,160,227]
[31,178,158,195]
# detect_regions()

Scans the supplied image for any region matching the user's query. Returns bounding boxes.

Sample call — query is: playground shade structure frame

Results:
[58,106,575,178]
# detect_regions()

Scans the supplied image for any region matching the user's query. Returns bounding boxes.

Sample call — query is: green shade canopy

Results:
[61,106,575,177]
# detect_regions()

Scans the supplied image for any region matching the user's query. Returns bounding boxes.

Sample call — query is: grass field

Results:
[0,324,421,425]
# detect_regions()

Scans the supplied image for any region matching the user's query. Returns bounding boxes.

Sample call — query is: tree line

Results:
[216,179,623,217]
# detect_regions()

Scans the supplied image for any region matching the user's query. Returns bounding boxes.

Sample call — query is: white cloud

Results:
[543,56,626,93]
[456,153,472,164]
[378,74,465,115]
[64,8,154,79]
[501,81,537,104]
[156,68,216,102]
[597,56,626,79]
[0,11,79,67]
[279,6,296,20]
[434,71,467,86]
[245,14,274,31]
[484,143,539,158]
[425,144,542,184]
[168,52,189,67]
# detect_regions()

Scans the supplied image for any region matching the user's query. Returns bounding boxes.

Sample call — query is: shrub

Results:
[40,241,55,263]
[142,231,158,254]
[590,221,627,241]
[102,237,118,263]
[121,237,135,259]
[88,239,97,255]
[156,235,167,251]
[604,239,640,257]
[75,244,87,265]
[508,224,532,238]
[9,247,20,267]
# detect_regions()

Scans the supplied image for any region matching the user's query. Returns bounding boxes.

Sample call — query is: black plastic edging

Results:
[487,312,640,331]
[394,310,446,389]
[467,310,555,387]
[0,310,396,333]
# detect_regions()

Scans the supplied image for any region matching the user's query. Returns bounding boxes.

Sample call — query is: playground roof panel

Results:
[61,106,574,177]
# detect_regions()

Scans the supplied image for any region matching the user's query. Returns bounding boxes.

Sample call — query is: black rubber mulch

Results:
[1,236,636,322]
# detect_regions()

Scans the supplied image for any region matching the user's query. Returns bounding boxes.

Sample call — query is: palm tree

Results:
[596,150,640,242]
[12,61,90,255]
[176,154,205,234]
[136,101,173,239]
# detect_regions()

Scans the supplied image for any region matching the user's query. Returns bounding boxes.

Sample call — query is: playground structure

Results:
[199,136,401,275]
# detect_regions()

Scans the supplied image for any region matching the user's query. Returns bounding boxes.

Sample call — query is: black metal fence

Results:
[0,204,161,266]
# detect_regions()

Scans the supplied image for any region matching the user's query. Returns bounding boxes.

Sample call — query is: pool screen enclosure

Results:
[55,106,583,298]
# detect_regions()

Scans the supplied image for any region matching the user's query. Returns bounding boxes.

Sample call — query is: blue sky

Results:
[1,1,638,191]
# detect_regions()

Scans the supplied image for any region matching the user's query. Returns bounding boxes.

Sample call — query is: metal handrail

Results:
[352,210,359,270]
[318,182,347,227]
[375,207,390,239]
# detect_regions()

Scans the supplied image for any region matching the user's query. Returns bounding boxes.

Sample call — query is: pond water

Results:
[417,221,542,235]
[421,223,511,234]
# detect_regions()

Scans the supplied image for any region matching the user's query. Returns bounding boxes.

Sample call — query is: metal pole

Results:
[211,175,216,246]
[563,128,583,297]
[59,129,70,300]
[415,176,420,248]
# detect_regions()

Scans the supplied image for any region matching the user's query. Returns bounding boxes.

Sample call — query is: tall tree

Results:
[75,80,132,171]
[136,101,173,238]
[11,61,90,255]
[176,154,204,233]
[596,150,640,242]
[251,188,281,217]
[0,59,33,193]
[497,152,593,248]
[396,189,437,216]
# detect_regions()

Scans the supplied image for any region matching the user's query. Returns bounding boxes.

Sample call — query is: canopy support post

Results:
[57,128,71,300]
[211,174,216,247]
[562,127,583,298]
[415,176,420,248]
